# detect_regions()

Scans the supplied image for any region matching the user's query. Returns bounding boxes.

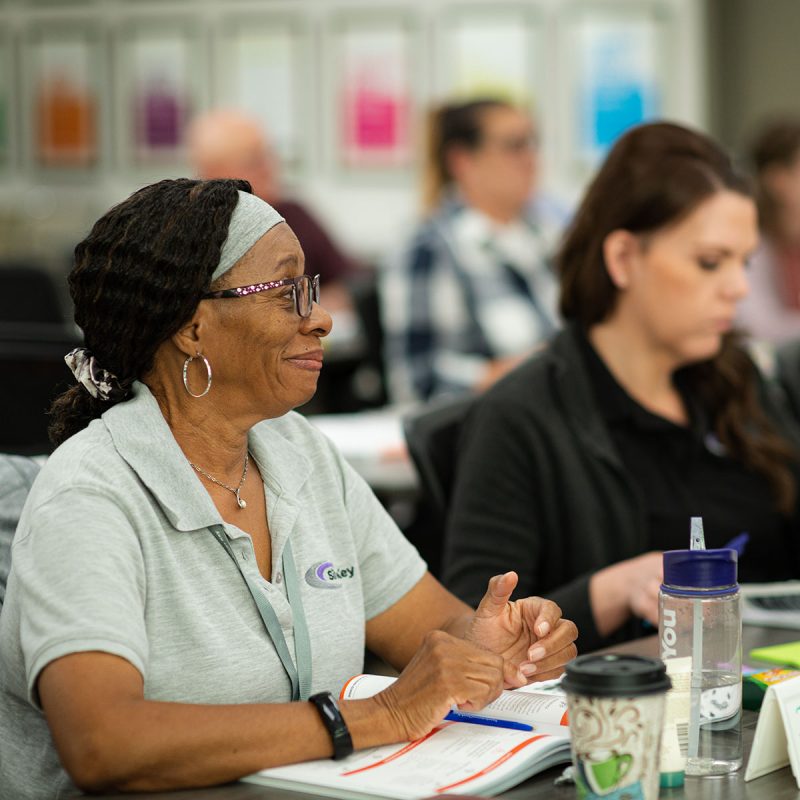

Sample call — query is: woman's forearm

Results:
[39,653,397,794]
[588,552,663,638]
[59,695,396,793]
[588,564,630,637]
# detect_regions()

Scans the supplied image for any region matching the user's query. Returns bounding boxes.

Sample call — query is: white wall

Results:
[0,0,708,267]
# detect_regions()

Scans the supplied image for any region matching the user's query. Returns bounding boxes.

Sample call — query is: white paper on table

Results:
[308,410,406,462]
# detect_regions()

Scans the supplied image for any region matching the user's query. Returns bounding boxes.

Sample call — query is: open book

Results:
[245,674,571,799]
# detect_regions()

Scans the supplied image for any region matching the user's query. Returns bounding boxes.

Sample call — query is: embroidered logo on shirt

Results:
[304,560,356,589]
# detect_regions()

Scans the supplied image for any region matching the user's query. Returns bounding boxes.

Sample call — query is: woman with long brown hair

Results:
[443,121,800,651]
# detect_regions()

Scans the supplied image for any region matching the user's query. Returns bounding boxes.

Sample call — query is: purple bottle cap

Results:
[662,548,738,595]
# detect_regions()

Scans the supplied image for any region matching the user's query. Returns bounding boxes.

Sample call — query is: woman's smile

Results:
[285,348,324,371]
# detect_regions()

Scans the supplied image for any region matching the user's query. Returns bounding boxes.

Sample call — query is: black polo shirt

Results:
[579,333,799,582]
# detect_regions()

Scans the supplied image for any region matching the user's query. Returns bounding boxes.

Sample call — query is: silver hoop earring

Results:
[182,352,212,398]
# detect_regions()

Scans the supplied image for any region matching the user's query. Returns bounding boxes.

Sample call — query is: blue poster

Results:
[578,20,660,163]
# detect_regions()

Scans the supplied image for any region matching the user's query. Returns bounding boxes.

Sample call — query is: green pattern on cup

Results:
[590,752,632,790]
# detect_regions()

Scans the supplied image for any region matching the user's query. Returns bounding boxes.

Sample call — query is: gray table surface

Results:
[90,625,800,800]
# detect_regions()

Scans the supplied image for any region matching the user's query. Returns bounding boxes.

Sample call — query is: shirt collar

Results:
[576,328,708,437]
[101,382,312,537]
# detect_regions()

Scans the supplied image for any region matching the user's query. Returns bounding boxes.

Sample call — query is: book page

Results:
[249,722,570,799]
[340,673,569,727]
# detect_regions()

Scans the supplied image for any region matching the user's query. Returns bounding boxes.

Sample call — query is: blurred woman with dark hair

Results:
[381,98,565,404]
[738,118,800,344]
[443,121,800,651]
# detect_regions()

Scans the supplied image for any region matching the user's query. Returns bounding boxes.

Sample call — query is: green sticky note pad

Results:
[750,641,800,668]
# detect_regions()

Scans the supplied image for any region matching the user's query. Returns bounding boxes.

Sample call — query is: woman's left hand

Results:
[465,571,578,688]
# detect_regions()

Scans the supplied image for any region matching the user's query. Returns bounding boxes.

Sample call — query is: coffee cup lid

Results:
[562,654,671,697]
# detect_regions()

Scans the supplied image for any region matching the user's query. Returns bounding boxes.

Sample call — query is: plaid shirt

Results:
[381,198,565,403]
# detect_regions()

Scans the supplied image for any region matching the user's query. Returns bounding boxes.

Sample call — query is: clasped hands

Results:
[373,572,578,742]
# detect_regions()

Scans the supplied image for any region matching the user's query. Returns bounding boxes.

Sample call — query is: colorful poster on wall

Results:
[222,20,303,168]
[335,17,413,169]
[123,27,194,164]
[30,29,98,168]
[574,15,661,165]
[442,10,537,105]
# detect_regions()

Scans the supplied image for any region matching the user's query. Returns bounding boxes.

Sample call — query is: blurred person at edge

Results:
[0,178,577,799]
[188,109,355,315]
[443,122,800,652]
[738,119,800,346]
[381,98,566,404]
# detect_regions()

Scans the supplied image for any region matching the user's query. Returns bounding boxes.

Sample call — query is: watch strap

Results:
[309,691,354,760]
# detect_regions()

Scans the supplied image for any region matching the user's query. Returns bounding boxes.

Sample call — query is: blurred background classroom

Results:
[2,0,800,557]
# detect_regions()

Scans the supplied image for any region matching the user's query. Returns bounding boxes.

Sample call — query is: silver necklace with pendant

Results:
[189,451,250,509]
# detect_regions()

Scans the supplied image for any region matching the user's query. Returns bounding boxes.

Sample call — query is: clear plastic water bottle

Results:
[659,519,742,776]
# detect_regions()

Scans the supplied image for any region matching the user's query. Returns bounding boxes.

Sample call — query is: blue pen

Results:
[725,532,749,556]
[444,711,533,731]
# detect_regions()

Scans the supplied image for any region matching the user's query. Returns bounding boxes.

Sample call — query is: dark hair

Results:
[558,121,796,514]
[559,122,751,324]
[49,178,250,447]
[422,98,513,211]
[748,118,800,237]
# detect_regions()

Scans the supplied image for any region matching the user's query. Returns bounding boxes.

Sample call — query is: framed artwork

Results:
[116,20,200,166]
[437,5,542,107]
[26,23,100,169]
[216,15,308,171]
[330,13,416,171]
[564,4,671,172]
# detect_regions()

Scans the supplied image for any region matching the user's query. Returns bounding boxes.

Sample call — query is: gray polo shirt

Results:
[0,383,426,799]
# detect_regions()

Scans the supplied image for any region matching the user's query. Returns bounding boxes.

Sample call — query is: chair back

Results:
[402,396,473,522]
[0,262,65,324]
[0,322,81,455]
[0,454,42,612]
[348,272,388,408]
[402,396,473,577]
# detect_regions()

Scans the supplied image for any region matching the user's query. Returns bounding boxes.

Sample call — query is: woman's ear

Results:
[171,305,207,358]
[445,144,473,184]
[602,230,640,290]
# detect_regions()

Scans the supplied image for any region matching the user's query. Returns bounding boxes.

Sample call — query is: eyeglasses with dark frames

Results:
[202,274,321,318]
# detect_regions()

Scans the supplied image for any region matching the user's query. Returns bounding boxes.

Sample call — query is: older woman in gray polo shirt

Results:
[0,178,577,798]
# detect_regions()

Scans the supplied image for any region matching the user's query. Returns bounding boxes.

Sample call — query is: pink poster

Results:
[339,23,412,168]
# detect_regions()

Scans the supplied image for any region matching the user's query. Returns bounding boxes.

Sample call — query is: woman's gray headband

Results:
[212,190,285,282]
[66,190,285,400]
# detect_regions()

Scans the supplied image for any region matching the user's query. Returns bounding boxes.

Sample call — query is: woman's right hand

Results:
[369,629,506,742]
[589,551,664,637]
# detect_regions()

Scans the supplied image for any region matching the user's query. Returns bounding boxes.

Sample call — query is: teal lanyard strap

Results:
[209,525,312,701]
[280,542,313,701]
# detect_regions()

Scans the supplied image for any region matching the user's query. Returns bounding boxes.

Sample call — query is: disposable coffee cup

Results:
[562,654,671,800]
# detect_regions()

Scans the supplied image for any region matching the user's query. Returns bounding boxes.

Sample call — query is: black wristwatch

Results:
[309,691,354,760]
